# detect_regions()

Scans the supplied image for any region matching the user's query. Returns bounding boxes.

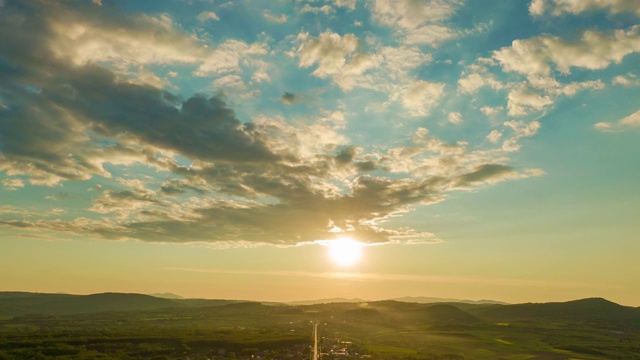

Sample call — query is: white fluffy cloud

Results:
[197,11,219,21]
[297,31,377,91]
[486,130,502,143]
[333,0,357,11]
[491,27,634,116]
[507,83,553,116]
[370,0,461,46]
[530,0,640,17]
[480,106,504,117]
[612,73,640,86]
[371,0,459,29]
[448,112,462,124]
[400,80,445,117]
[458,72,505,94]
[493,26,640,76]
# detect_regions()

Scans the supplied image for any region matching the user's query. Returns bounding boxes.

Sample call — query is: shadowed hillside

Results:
[466,297,640,327]
[0,292,184,316]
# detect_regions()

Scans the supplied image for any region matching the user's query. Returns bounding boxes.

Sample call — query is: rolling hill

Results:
[2,291,639,331]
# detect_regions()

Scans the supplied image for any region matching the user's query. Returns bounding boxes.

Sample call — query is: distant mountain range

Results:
[1,292,638,330]
[0,292,246,317]
[286,296,507,305]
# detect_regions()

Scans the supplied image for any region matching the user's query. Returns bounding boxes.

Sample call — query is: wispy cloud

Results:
[594,109,640,132]
[166,267,617,290]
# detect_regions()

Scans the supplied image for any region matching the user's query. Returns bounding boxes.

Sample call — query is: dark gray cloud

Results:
[455,164,516,187]
[51,67,280,164]
[282,92,297,104]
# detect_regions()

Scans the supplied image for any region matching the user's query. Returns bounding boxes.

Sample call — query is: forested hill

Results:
[0,292,247,317]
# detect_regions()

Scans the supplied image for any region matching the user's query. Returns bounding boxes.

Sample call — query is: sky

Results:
[0,0,639,306]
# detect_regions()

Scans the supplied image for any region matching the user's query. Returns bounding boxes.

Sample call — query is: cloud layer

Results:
[1,0,635,247]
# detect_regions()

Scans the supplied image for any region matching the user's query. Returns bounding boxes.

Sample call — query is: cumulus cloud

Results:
[480,106,504,117]
[370,0,462,46]
[493,27,640,77]
[371,0,459,29]
[332,0,357,11]
[448,112,462,124]
[297,31,377,91]
[197,11,220,21]
[486,130,503,143]
[530,0,640,17]
[458,72,505,94]
[612,73,640,86]
[594,109,640,132]
[506,83,554,116]
[400,80,445,117]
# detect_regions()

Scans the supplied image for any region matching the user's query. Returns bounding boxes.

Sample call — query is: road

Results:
[312,322,319,360]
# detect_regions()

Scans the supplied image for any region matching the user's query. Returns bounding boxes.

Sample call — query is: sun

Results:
[326,237,363,267]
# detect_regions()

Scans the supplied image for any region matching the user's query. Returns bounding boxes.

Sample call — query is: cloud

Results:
[500,120,541,152]
[530,0,640,17]
[594,109,640,132]
[297,31,377,91]
[2,178,24,190]
[0,0,546,247]
[454,164,517,187]
[167,267,614,289]
[371,0,459,29]
[448,112,462,124]
[403,24,457,47]
[370,0,462,46]
[195,39,269,77]
[486,130,503,143]
[400,80,445,117]
[263,11,287,23]
[612,73,640,86]
[491,27,621,117]
[506,83,554,116]
[493,27,640,77]
[300,4,334,14]
[458,72,505,94]
[197,11,220,21]
[213,74,246,90]
[48,9,206,66]
[281,92,298,104]
[332,0,357,11]
[89,187,161,219]
[480,106,504,116]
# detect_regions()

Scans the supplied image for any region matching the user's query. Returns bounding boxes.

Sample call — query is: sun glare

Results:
[326,237,363,267]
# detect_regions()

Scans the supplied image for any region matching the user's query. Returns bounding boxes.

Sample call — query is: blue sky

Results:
[0,0,639,304]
